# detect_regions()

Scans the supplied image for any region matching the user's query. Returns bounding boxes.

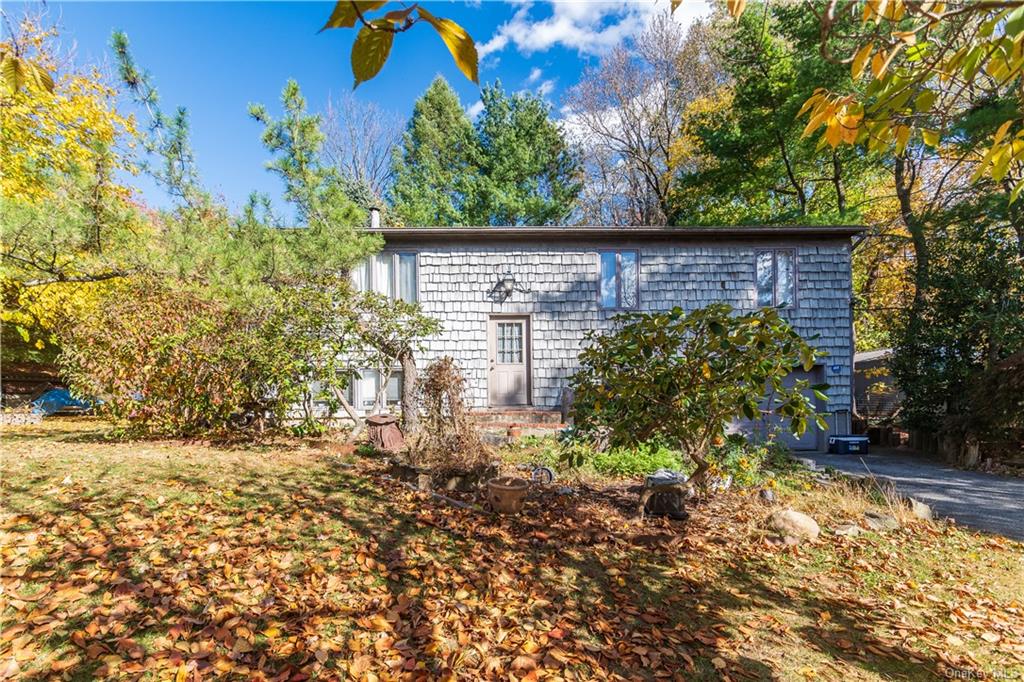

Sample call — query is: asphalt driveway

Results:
[800,448,1024,541]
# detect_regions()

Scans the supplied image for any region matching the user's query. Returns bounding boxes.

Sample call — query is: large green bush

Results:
[571,303,828,486]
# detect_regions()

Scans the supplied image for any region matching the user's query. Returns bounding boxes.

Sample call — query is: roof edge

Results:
[369,226,864,241]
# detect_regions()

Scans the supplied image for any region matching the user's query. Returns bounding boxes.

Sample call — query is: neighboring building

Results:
[350,226,859,451]
[853,348,901,423]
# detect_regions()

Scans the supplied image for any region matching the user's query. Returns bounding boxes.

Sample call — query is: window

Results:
[355,369,403,412]
[599,250,639,309]
[352,252,417,302]
[756,249,796,307]
[496,322,524,364]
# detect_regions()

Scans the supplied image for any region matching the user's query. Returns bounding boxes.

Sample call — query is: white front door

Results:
[488,316,530,406]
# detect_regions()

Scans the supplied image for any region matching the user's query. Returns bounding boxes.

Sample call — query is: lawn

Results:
[1,419,1022,681]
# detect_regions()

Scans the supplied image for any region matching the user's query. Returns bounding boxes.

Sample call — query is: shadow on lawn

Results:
[2,452,945,680]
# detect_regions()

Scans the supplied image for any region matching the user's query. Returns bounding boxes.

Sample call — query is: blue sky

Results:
[25,1,709,213]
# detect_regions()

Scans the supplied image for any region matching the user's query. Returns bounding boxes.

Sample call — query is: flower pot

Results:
[486,476,529,514]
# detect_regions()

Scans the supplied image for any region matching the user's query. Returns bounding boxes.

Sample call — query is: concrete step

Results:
[470,408,564,426]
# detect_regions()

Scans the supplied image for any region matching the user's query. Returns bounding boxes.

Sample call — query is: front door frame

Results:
[487,314,532,407]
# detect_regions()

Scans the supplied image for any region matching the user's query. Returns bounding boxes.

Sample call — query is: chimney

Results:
[369,206,381,230]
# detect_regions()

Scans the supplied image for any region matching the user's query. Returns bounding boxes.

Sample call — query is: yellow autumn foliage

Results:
[0,18,137,202]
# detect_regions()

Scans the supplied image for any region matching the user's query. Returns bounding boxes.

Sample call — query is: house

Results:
[349,226,859,451]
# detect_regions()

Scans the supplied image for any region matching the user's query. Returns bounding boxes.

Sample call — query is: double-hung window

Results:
[755,249,796,308]
[355,369,403,411]
[599,250,639,309]
[352,252,417,302]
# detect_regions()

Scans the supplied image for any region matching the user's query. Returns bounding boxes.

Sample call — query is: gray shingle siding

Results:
[410,241,853,421]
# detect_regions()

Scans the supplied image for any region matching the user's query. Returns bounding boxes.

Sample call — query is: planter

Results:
[486,476,529,514]
[506,423,523,442]
[366,414,404,454]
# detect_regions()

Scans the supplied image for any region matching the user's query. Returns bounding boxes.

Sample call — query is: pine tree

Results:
[470,83,580,225]
[390,77,479,226]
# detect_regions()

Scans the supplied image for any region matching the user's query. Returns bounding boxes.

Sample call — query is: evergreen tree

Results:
[671,4,881,225]
[469,83,580,225]
[390,77,479,226]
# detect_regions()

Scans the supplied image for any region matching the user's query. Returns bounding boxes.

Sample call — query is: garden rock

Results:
[908,498,933,521]
[708,474,733,492]
[758,489,777,504]
[639,469,690,520]
[864,511,900,532]
[834,523,863,537]
[769,508,820,543]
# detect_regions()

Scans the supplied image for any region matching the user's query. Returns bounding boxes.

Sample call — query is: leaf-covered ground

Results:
[2,419,1022,681]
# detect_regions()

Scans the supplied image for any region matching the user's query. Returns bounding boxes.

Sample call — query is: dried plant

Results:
[409,357,491,472]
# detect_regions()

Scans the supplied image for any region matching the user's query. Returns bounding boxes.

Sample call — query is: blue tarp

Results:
[31,388,92,415]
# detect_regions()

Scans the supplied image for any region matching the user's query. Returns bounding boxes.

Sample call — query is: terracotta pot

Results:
[486,476,529,514]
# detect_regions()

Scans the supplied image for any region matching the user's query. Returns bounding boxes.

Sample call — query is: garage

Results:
[771,366,826,451]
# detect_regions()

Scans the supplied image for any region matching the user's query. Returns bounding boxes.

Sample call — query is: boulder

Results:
[758,489,777,505]
[864,511,900,532]
[907,498,933,521]
[769,508,820,543]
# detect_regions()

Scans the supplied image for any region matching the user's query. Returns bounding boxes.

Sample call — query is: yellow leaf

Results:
[320,1,386,31]
[262,627,280,638]
[802,104,832,138]
[351,21,394,87]
[825,117,843,148]
[1010,179,1024,204]
[871,50,886,77]
[796,92,821,118]
[851,43,874,79]
[892,29,917,45]
[671,0,683,13]
[726,0,747,19]
[175,663,188,682]
[894,125,911,155]
[383,7,415,25]
[922,129,939,148]
[417,7,478,84]
[993,119,1014,146]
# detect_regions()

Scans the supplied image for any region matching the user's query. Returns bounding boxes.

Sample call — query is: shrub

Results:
[590,442,686,477]
[409,357,491,472]
[571,303,828,486]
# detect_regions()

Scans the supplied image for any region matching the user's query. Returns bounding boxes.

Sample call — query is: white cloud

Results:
[526,67,543,84]
[466,99,485,120]
[537,79,556,98]
[478,0,710,59]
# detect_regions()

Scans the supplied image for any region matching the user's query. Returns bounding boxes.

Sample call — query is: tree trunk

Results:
[832,151,846,216]
[894,154,929,307]
[687,446,711,489]
[399,347,419,435]
[333,388,365,444]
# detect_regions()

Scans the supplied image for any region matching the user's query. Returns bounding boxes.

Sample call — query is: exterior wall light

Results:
[489,270,530,302]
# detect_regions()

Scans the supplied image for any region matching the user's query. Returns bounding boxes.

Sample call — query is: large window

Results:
[352,252,417,302]
[756,249,796,307]
[599,250,639,309]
